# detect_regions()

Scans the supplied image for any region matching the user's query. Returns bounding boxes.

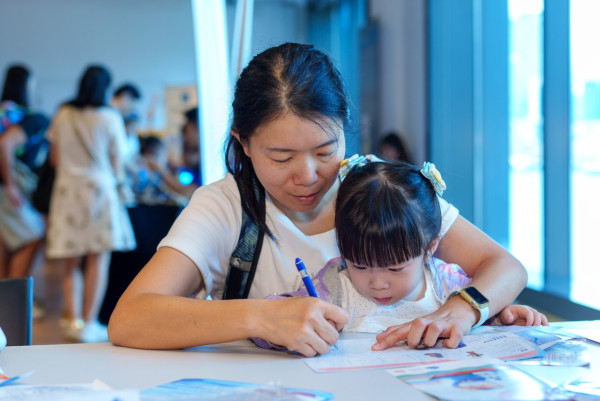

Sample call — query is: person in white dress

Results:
[46,65,136,343]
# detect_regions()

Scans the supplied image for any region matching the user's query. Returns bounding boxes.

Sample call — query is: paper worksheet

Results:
[140,378,334,401]
[388,358,556,401]
[304,327,557,373]
[0,383,139,401]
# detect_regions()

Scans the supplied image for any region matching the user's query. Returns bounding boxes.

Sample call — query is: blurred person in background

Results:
[145,107,201,200]
[46,65,136,342]
[111,83,141,120]
[0,65,49,281]
[378,131,412,164]
[180,107,201,187]
[111,83,141,160]
[133,135,187,206]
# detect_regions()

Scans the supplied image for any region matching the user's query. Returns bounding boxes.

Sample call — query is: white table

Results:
[1,322,599,400]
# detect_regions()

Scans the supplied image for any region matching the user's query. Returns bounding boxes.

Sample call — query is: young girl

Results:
[256,159,547,349]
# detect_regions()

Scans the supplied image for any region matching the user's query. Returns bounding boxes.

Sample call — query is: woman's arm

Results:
[108,246,348,356]
[373,216,528,350]
[435,216,528,318]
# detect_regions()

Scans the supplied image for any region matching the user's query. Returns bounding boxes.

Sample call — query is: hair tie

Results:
[420,162,446,197]
[338,154,367,182]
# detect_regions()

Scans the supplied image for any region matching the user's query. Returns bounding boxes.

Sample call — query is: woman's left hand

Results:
[372,295,477,350]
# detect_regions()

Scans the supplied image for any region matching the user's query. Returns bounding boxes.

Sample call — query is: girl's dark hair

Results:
[224,42,351,237]
[1,65,30,107]
[335,162,442,267]
[140,135,164,155]
[67,65,111,108]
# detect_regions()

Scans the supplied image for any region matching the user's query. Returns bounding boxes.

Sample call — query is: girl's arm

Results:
[108,246,348,356]
[373,216,528,350]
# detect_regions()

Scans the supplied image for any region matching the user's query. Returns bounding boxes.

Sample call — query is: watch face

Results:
[463,286,489,305]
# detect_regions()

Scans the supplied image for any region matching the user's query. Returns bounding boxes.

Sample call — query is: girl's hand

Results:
[255,297,348,357]
[489,305,549,327]
[372,295,477,350]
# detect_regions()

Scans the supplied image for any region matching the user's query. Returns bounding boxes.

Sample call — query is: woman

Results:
[46,65,136,343]
[108,43,527,356]
[0,65,48,278]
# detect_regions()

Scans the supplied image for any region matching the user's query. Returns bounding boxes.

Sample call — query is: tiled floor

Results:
[32,258,76,345]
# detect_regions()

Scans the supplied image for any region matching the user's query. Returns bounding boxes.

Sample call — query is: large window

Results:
[508,0,544,291]
[509,0,600,310]
[570,0,600,309]
[431,0,599,315]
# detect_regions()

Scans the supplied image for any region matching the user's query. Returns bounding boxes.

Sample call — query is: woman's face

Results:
[235,113,345,216]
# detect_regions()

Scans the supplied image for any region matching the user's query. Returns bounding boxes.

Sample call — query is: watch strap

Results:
[472,302,489,328]
[446,289,489,328]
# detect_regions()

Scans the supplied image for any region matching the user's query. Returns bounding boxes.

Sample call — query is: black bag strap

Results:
[222,179,266,299]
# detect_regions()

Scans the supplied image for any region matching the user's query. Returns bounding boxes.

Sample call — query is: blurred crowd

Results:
[0,63,200,343]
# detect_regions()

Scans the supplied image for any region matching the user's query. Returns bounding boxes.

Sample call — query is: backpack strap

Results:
[222,179,266,299]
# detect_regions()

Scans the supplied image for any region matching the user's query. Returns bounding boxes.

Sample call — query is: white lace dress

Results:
[46,106,136,258]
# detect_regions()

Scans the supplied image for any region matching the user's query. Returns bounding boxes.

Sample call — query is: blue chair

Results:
[0,276,33,346]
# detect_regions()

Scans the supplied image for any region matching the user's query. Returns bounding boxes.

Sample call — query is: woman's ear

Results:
[425,237,441,262]
[231,129,250,157]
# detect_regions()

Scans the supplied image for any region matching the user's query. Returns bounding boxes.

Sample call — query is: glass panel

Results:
[570,0,600,309]
[508,0,544,290]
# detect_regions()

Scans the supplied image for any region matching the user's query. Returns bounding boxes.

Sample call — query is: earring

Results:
[425,250,433,259]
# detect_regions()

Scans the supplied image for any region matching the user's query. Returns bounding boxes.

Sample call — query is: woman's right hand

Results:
[254,297,349,357]
[109,247,348,354]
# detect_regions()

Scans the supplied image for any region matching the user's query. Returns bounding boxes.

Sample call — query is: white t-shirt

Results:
[158,173,459,300]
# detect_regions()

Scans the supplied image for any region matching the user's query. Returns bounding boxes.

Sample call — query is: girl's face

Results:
[346,254,427,305]
[235,113,345,217]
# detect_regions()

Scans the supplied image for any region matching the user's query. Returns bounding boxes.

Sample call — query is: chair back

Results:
[0,276,33,346]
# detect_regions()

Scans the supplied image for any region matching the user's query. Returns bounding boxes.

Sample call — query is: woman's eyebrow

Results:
[266,138,338,153]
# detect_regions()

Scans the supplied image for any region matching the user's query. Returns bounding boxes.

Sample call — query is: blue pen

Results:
[295,257,318,298]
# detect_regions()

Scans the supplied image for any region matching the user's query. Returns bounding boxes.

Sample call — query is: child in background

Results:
[133,136,187,206]
[255,160,547,349]
[133,136,169,205]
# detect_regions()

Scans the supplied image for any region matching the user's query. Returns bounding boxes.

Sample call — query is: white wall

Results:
[0,0,196,133]
[225,0,308,72]
[0,0,426,160]
[369,0,427,163]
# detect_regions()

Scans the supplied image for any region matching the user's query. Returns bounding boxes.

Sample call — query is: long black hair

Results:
[67,65,111,108]
[1,65,30,107]
[224,43,352,237]
[335,162,441,267]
